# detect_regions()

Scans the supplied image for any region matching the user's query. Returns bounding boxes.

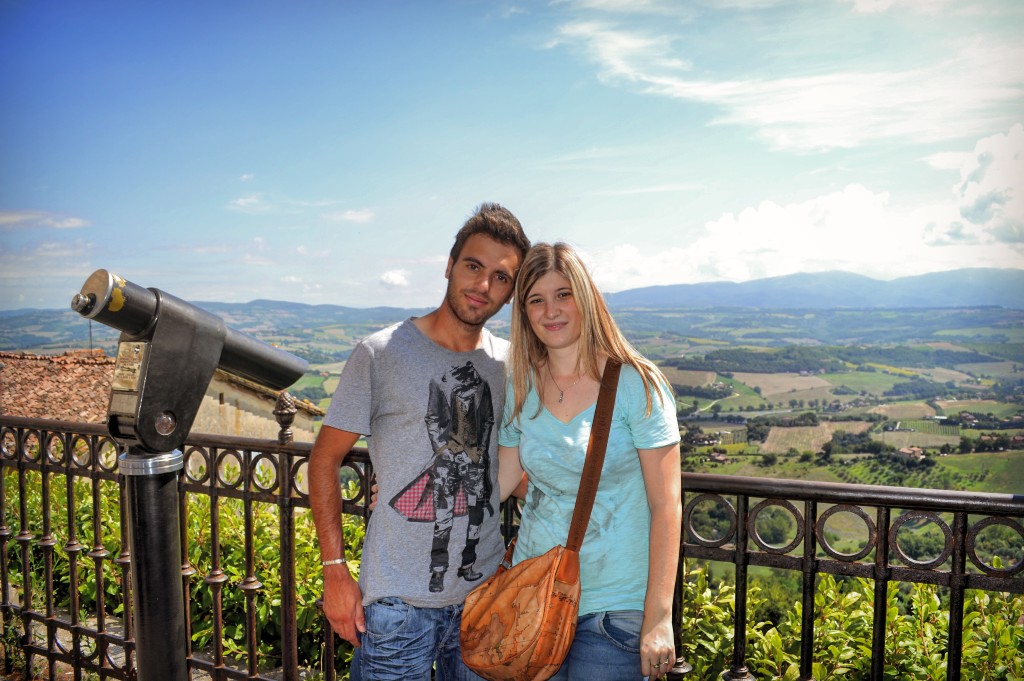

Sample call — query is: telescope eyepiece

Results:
[71,292,96,315]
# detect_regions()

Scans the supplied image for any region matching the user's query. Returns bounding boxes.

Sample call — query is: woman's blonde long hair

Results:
[506,242,670,423]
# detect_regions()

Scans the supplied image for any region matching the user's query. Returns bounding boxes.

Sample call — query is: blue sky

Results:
[2,0,1022,312]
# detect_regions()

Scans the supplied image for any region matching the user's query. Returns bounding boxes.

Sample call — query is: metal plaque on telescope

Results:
[112,341,148,392]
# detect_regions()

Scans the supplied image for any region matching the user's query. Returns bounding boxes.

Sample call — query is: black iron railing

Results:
[1,415,371,681]
[676,474,1023,680]
[2,414,1022,680]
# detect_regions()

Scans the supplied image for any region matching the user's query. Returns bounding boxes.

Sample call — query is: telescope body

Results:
[72,269,309,453]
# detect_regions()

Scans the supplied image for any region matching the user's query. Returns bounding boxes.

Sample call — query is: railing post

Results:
[722,494,754,681]
[946,511,968,681]
[0,435,12,675]
[15,431,36,677]
[668,484,692,680]
[278,447,299,681]
[871,506,891,681]
[798,499,817,681]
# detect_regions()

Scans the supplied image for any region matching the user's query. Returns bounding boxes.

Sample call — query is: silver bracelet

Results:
[321,558,347,567]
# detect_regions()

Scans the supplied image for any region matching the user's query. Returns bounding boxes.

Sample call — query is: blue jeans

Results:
[350,598,486,681]
[549,610,646,681]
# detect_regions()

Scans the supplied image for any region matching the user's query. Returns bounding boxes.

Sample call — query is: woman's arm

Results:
[497,444,527,502]
[637,442,682,678]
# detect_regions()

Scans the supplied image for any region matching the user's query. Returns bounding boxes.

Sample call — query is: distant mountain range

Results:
[2,268,1022,354]
[602,268,1024,309]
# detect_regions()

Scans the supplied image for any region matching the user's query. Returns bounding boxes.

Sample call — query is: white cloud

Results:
[844,0,950,13]
[927,123,1024,246]
[380,270,411,288]
[240,173,255,182]
[228,194,269,213]
[323,209,374,223]
[588,174,1024,292]
[555,22,1023,151]
[0,210,90,230]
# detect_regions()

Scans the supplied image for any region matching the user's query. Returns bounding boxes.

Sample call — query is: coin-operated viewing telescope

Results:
[72,269,307,453]
[72,269,309,681]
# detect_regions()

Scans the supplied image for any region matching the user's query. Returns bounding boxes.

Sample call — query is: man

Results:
[309,203,530,681]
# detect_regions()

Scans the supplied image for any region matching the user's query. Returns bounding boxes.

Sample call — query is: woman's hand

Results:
[639,614,676,679]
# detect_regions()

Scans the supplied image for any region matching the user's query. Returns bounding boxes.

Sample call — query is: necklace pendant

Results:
[558,391,564,403]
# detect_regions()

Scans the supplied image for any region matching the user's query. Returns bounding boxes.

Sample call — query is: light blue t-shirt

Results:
[498,364,679,615]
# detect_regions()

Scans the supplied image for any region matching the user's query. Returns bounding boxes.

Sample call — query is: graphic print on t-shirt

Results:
[388,360,495,594]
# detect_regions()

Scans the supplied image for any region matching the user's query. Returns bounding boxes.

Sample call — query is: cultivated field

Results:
[661,367,716,387]
[868,402,936,419]
[875,430,959,449]
[934,399,1017,417]
[956,360,1021,380]
[760,421,873,454]
[818,371,906,396]
[732,372,832,396]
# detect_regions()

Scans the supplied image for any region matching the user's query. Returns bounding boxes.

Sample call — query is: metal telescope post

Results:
[71,270,308,681]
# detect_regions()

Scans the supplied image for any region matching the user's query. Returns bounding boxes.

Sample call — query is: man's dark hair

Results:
[450,202,531,264]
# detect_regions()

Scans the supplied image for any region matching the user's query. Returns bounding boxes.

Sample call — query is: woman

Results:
[496,242,682,680]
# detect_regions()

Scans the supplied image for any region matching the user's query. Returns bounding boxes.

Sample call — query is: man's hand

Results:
[322,565,366,646]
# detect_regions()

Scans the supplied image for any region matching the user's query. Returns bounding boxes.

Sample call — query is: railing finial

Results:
[274,390,298,444]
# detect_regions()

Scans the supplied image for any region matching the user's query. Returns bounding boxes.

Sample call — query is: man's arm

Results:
[309,425,366,646]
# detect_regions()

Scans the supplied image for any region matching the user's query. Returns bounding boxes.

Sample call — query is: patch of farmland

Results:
[761,421,872,454]
[915,367,974,384]
[955,361,1020,380]
[661,367,716,387]
[934,398,1002,413]
[924,341,974,352]
[819,371,905,396]
[875,430,959,448]
[732,372,832,397]
[868,402,935,419]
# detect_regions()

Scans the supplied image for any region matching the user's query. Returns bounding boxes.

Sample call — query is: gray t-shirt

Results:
[323,318,507,608]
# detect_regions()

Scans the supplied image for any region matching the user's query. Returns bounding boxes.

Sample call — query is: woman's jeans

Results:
[549,610,646,681]
[350,597,486,681]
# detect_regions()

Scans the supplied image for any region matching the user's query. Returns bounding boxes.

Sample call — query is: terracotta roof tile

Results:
[0,349,114,423]
[0,349,323,424]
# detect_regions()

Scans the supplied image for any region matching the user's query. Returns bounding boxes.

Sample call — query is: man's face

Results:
[444,233,521,328]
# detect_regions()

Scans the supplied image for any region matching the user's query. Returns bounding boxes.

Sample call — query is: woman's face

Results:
[524,271,581,352]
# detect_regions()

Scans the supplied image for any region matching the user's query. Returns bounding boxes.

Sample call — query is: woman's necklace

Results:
[548,367,583,404]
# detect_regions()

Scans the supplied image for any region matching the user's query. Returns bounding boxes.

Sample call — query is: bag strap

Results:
[565,359,622,553]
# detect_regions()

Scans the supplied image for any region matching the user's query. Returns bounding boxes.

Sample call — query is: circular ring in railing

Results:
[816,504,876,562]
[251,452,279,493]
[20,429,42,464]
[888,510,953,570]
[53,631,72,656]
[966,516,1024,577]
[748,498,805,555]
[215,449,244,488]
[184,446,211,484]
[0,428,16,460]
[291,458,310,499]
[96,437,121,472]
[46,433,67,465]
[684,493,737,548]
[70,435,93,468]
[339,460,368,504]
